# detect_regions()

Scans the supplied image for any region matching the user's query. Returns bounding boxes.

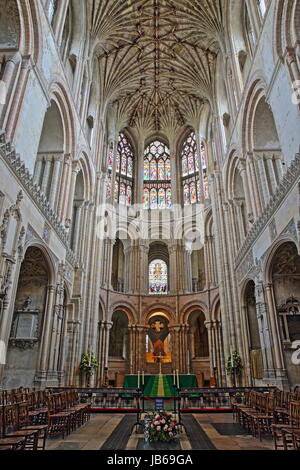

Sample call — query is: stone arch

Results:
[22,240,56,285]
[144,305,174,325]
[48,81,76,156]
[109,302,136,325]
[264,240,300,387]
[3,245,53,388]
[182,302,209,324]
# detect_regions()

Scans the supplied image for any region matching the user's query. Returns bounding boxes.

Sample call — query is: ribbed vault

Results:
[89,0,224,133]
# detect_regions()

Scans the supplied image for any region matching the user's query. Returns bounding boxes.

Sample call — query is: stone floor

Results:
[45,413,275,451]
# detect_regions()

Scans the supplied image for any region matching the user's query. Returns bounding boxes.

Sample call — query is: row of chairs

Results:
[0,388,90,450]
[232,389,300,450]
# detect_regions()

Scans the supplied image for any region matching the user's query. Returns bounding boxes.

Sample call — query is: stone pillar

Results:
[104,321,113,368]
[255,153,270,207]
[205,321,215,379]
[40,155,52,195]
[72,201,84,254]
[33,156,43,186]
[265,154,277,196]
[264,283,286,375]
[247,153,262,216]
[49,154,63,209]
[184,249,192,293]
[65,162,80,229]
[238,158,254,225]
[57,154,71,220]
[38,285,56,371]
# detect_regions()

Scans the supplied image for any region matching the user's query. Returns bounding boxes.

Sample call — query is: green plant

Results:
[226,350,243,377]
[79,352,99,375]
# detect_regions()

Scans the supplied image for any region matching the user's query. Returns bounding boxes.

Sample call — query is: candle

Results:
[89,351,92,367]
[142,370,145,386]
[137,370,140,388]
[176,369,179,388]
[173,369,176,385]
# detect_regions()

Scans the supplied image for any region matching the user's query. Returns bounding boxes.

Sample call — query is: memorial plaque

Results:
[287,316,300,342]
[15,313,36,339]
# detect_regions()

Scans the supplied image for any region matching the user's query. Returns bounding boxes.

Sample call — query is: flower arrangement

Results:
[226,350,243,377]
[144,412,180,442]
[79,352,99,375]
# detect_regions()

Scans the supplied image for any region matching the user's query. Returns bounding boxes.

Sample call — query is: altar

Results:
[123,374,198,398]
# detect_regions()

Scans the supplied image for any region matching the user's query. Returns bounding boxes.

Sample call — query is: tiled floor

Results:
[45,413,274,451]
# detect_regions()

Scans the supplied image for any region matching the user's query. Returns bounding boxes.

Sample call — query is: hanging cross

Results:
[151,321,164,332]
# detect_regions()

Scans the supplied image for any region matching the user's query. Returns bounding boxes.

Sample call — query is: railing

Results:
[179,386,277,410]
[48,386,277,412]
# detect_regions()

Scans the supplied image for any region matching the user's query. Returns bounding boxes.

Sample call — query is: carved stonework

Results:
[43,223,51,243]
[272,242,300,277]
[9,338,38,350]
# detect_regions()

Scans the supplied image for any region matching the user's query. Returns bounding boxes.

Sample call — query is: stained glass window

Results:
[144,140,172,209]
[106,132,134,205]
[181,131,209,205]
[149,259,168,294]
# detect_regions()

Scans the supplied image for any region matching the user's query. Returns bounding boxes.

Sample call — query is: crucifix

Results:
[157,352,163,375]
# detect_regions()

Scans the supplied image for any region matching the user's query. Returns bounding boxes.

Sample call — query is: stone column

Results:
[247,153,262,217]
[255,153,270,207]
[264,283,285,375]
[184,248,192,293]
[205,321,215,379]
[104,321,113,369]
[49,154,63,209]
[238,158,254,224]
[72,201,84,254]
[38,285,56,371]
[265,154,277,196]
[65,162,80,230]
[57,154,71,220]
[40,155,52,195]
[33,156,43,186]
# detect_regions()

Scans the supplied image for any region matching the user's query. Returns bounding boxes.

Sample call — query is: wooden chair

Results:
[1,404,39,450]
[46,396,70,439]
[18,402,49,450]
[272,401,300,450]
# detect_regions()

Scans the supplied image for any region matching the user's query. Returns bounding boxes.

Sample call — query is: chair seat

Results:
[0,437,25,445]
[5,429,38,438]
[21,425,48,432]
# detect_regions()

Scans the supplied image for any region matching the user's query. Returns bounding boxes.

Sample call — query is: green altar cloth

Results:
[123,374,198,398]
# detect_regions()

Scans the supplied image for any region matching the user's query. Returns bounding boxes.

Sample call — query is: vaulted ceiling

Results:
[89,0,224,134]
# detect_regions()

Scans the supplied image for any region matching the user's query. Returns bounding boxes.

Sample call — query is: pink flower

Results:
[161,419,166,424]
[164,425,168,431]
[156,426,161,431]
[169,432,173,437]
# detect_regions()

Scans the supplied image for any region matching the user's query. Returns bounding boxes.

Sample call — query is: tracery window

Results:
[106,132,134,206]
[149,259,168,294]
[144,141,172,209]
[181,131,209,205]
